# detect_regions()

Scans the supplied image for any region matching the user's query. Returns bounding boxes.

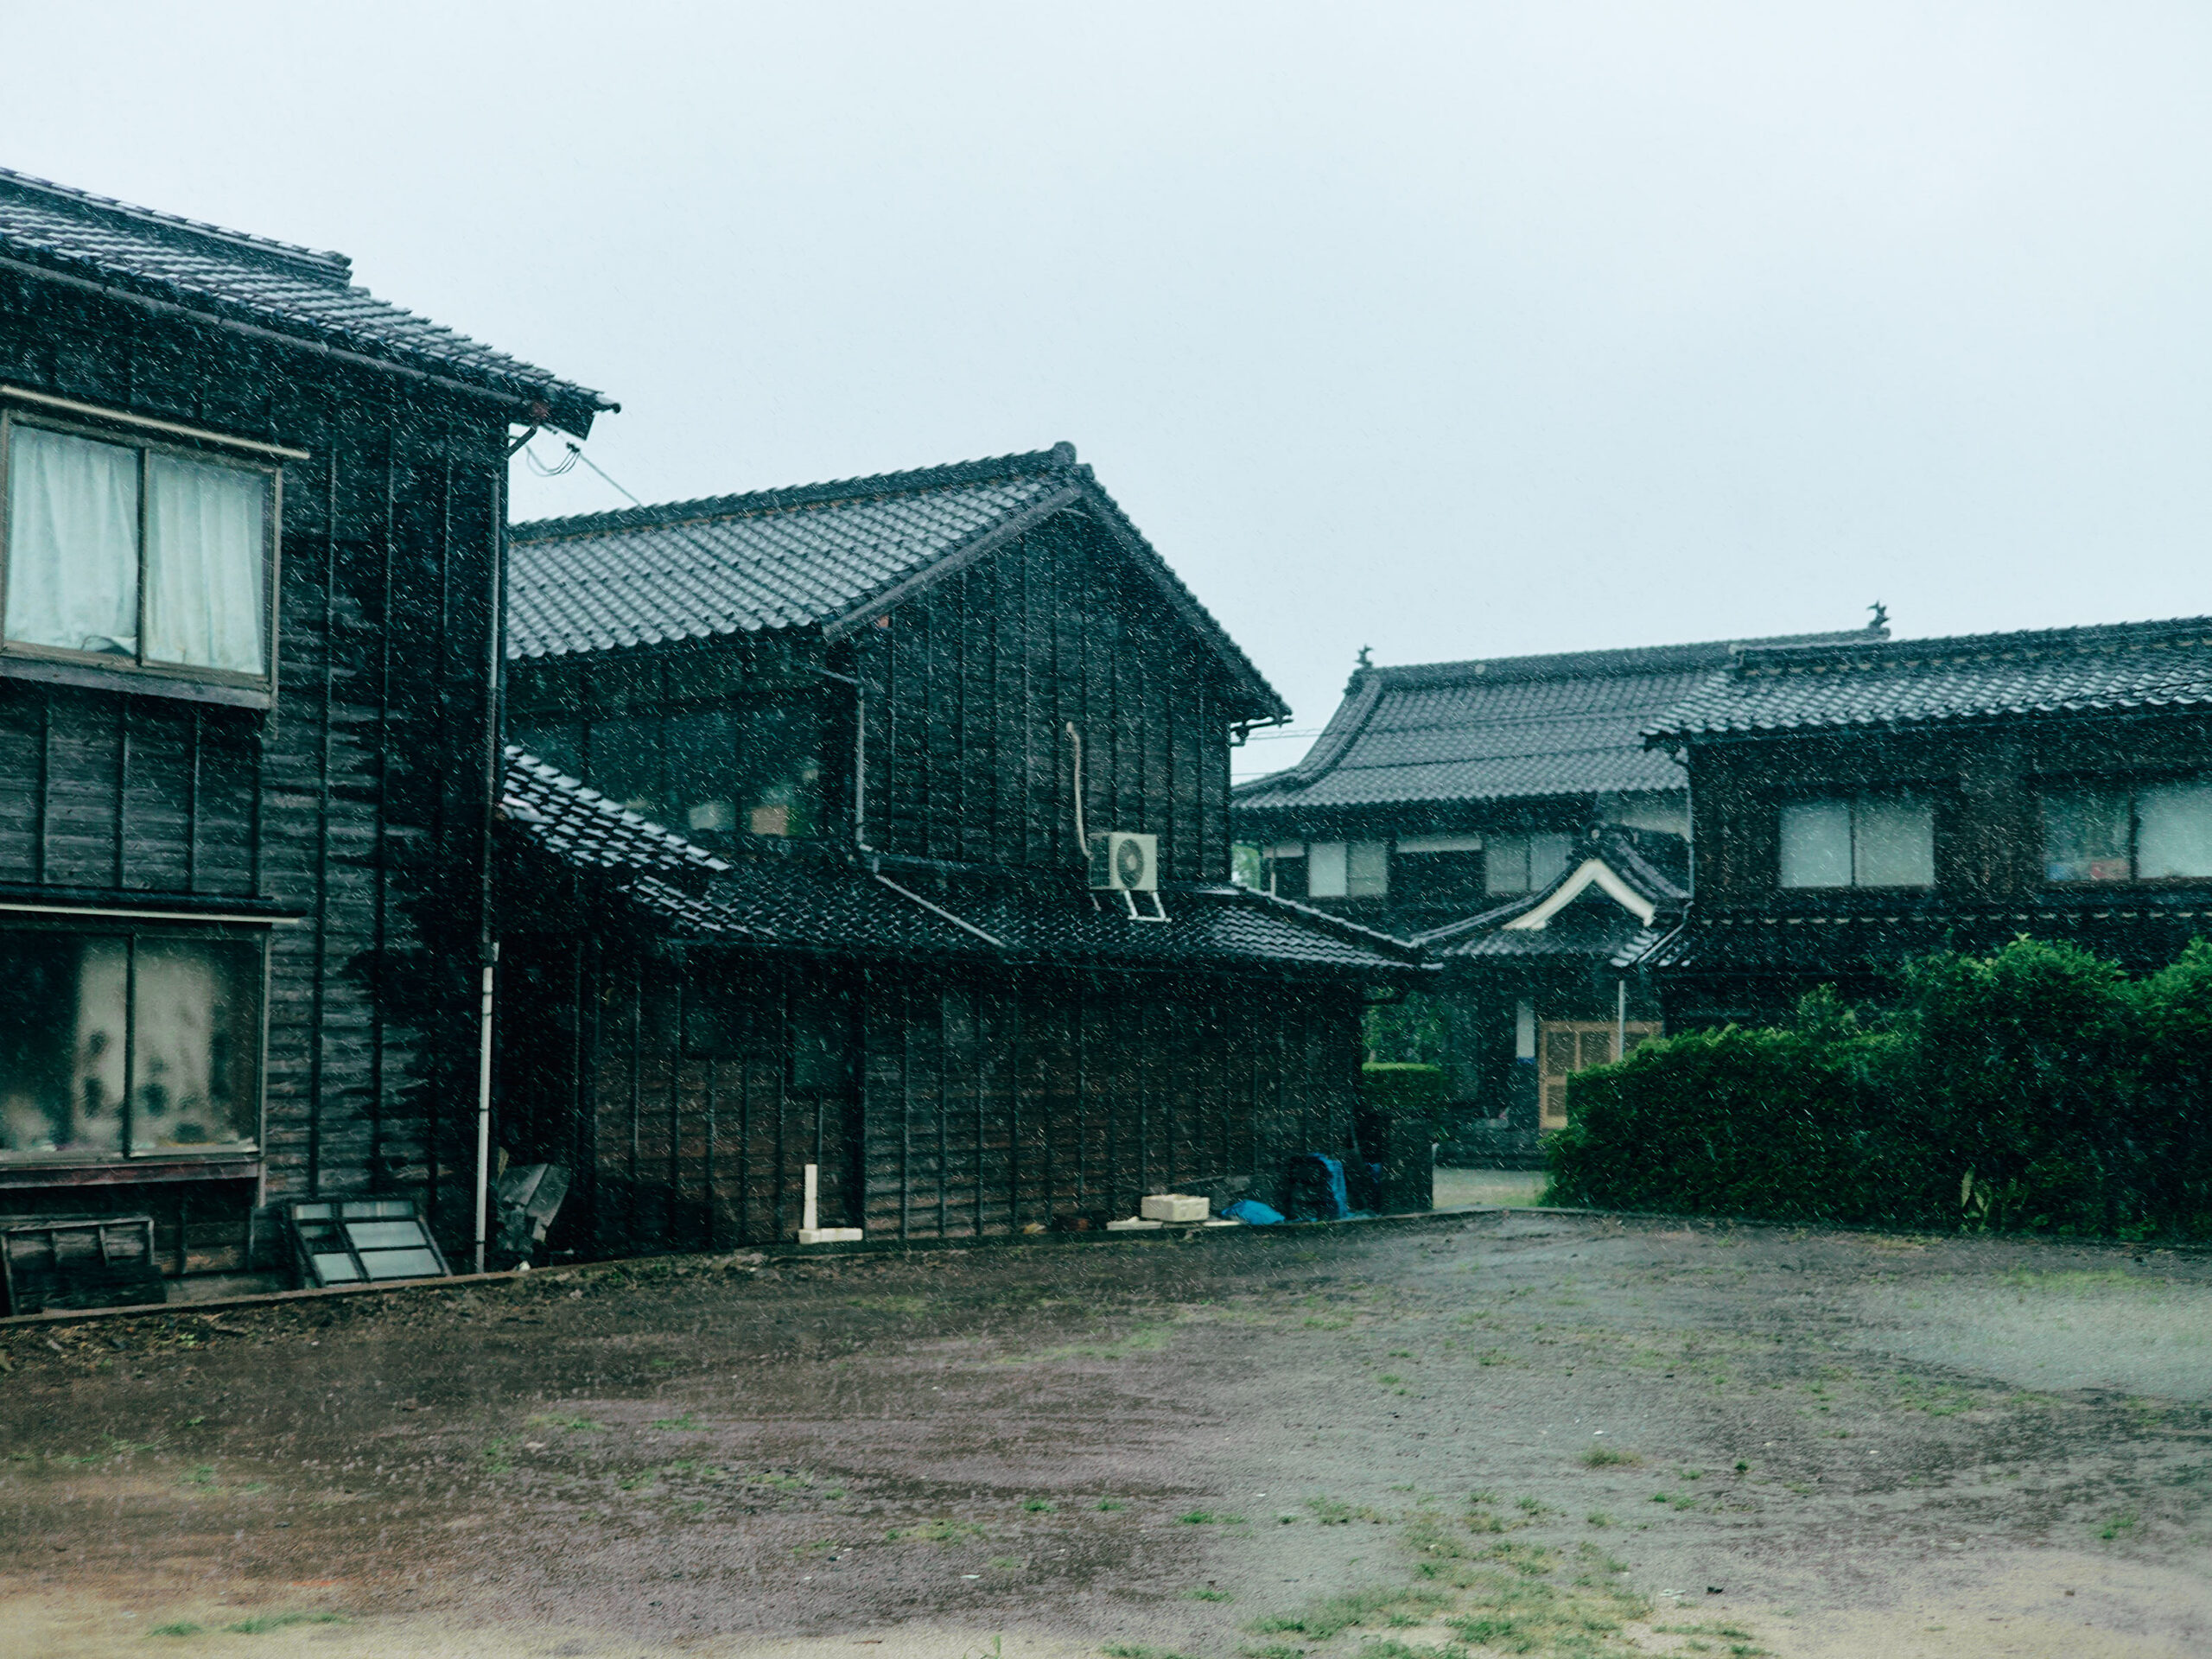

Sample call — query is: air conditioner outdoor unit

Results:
[1088,830,1158,893]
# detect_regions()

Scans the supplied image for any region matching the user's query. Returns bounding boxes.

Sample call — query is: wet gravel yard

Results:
[3,1211,2209,1658]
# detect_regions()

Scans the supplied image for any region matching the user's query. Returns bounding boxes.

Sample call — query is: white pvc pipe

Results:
[803,1163,819,1235]
[473,944,499,1274]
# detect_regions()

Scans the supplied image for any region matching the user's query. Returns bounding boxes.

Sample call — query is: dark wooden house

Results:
[0,167,607,1295]
[1230,631,1870,1160]
[493,447,1427,1251]
[1639,618,2212,1021]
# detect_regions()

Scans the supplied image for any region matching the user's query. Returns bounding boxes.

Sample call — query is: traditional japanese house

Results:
[0,168,608,1298]
[1231,628,1874,1159]
[1638,617,2212,1022]
[492,445,1428,1251]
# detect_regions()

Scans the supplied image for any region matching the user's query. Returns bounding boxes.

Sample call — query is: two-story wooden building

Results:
[1230,629,1871,1158]
[1638,618,2212,1020]
[0,167,607,1291]
[492,446,1428,1250]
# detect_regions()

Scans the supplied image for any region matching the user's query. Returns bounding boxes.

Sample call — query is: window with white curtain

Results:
[1345,840,1390,897]
[2044,779,2212,882]
[1484,832,1573,894]
[3,416,273,680]
[1306,840,1349,898]
[1779,795,1934,888]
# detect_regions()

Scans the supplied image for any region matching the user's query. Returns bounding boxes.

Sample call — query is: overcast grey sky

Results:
[7,3,2209,776]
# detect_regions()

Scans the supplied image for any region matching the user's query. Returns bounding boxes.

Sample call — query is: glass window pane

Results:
[739,701,821,837]
[1484,836,1529,894]
[144,455,266,674]
[1306,841,1348,897]
[4,424,139,657]
[1346,840,1389,896]
[1529,834,1573,890]
[359,1248,443,1280]
[2044,790,2131,882]
[511,720,585,779]
[0,933,126,1157]
[666,708,742,842]
[588,715,666,818]
[1853,798,1934,887]
[346,1220,430,1249]
[2138,781,2212,879]
[129,938,261,1153]
[1779,800,1852,887]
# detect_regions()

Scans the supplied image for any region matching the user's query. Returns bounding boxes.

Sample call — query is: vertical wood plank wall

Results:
[0,272,507,1263]
[500,940,1365,1255]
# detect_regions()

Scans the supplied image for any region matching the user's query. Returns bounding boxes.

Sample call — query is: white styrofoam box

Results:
[1105,1217,1164,1230]
[1140,1193,1210,1223]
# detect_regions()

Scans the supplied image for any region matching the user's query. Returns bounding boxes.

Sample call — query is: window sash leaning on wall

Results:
[0,919,270,1164]
[0,410,278,687]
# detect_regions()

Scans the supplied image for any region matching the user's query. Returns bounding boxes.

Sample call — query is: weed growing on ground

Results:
[149,1623,205,1637]
[651,1414,702,1431]
[1101,1645,1201,1659]
[1586,1512,1614,1528]
[2099,1507,2140,1541]
[1024,1498,1055,1512]
[524,1413,606,1433]
[223,1612,349,1634]
[1249,1584,1450,1638]
[1096,1498,1126,1511]
[1581,1446,1642,1468]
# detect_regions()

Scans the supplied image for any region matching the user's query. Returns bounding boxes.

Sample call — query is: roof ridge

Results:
[511,442,1078,543]
[0,165,350,282]
[1352,628,1885,690]
[1731,614,2212,676]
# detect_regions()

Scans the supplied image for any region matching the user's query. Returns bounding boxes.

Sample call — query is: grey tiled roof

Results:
[501,752,1421,977]
[1648,617,2212,741]
[1415,828,1687,963]
[1233,630,1878,818]
[0,168,608,432]
[505,445,1287,719]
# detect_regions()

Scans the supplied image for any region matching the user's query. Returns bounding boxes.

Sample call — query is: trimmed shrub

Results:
[1546,937,2212,1240]
[1362,1063,1450,1145]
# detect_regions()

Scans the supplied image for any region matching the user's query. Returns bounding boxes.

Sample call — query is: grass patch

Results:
[2099,1507,2140,1541]
[1249,1585,1450,1639]
[1581,1446,1642,1468]
[1185,1587,1235,1602]
[1102,1646,1202,1659]
[1096,1498,1126,1511]
[887,1518,987,1543]
[525,1413,607,1433]
[222,1612,348,1635]
[651,1414,702,1431]
[1024,1498,1055,1512]
[1586,1511,1614,1528]
[149,1623,205,1638]
[1178,1510,1245,1525]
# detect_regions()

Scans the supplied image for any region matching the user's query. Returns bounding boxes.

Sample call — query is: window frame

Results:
[0,407,283,704]
[1776,791,1936,891]
[2040,776,2212,887]
[0,913,271,1169]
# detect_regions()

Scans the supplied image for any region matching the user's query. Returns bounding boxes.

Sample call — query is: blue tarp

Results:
[1223,1198,1285,1226]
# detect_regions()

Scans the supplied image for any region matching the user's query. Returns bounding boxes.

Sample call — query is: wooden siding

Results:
[0,269,511,1265]
[1688,712,2212,909]
[862,512,1235,880]
[497,937,1365,1253]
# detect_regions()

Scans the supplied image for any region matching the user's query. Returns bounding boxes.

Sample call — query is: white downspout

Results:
[474,941,499,1274]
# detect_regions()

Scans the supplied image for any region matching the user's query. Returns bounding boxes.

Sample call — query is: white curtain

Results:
[1779,799,1852,887]
[4,424,139,656]
[2138,781,2212,880]
[145,454,265,673]
[1854,798,1935,887]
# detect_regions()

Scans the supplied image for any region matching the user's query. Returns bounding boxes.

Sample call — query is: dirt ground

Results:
[4,1211,2211,1659]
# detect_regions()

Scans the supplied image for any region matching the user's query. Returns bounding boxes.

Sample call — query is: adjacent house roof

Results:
[1414,828,1688,965]
[500,750,1423,978]
[504,444,1288,721]
[1233,629,1880,819]
[1646,616,2212,742]
[0,167,609,435]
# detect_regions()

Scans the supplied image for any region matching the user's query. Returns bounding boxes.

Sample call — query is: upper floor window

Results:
[1306,839,1389,898]
[510,697,823,845]
[2,416,276,682]
[2044,780,2212,884]
[1485,832,1573,895]
[1778,795,1933,888]
[0,925,264,1162]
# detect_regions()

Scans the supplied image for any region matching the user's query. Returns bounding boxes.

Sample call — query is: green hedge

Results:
[1544,938,2212,1239]
[1362,1063,1450,1145]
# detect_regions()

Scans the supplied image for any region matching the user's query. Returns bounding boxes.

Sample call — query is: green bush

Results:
[1363,1062,1450,1145]
[1545,937,2212,1241]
